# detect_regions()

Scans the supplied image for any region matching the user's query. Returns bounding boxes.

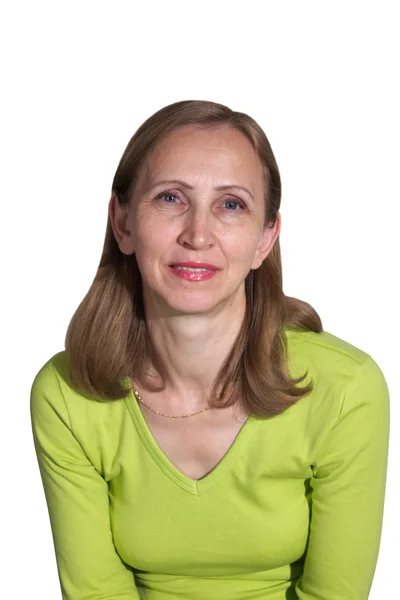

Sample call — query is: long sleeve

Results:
[295,355,390,599]
[30,360,140,600]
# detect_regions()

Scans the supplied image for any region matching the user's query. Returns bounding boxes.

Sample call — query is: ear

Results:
[251,213,281,270]
[108,192,135,255]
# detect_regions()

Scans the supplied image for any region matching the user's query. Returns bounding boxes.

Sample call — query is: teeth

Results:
[175,266,209,272]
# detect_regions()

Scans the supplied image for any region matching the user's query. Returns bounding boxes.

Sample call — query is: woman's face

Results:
[112,125,280,317]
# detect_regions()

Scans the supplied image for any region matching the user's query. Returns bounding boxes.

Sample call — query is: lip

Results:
[168,262,219,281]
[169,262,219,270]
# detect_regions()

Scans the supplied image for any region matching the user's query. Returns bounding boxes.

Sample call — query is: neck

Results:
[142,296,246,406]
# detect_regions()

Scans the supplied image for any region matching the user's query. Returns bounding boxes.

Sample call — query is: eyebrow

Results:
[148,179,254,202]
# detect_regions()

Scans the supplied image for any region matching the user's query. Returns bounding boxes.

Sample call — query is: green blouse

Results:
[30,328,390,599]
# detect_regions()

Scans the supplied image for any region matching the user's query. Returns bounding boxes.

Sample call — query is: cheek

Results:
[221,227,262,264]
[133,220,177,276]
[135,217,173,252]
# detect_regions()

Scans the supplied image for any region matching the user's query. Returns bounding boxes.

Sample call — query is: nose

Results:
[177,207,216,251]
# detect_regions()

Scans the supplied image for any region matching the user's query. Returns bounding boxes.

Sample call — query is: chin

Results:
[143,281,246,317]
[165,298,220,316]
[146,288,224,316]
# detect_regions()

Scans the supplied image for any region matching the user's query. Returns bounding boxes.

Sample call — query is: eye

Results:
[223,198,246,211]
[155,191,179,203]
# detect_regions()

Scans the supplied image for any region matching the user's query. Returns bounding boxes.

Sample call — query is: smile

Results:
[168,265,219,281]
[174,266,210,272]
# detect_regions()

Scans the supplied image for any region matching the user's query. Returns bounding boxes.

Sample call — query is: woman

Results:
[30,100,390,599]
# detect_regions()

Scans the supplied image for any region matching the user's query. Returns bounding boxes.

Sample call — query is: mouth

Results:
[168,262,219,281]
[169,262,219,271]
[171,266,212,273]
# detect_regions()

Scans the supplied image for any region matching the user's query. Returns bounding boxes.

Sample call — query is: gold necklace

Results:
[132,385,213,419]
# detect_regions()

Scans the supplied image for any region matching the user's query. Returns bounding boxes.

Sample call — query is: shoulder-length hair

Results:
[65,99,323,418]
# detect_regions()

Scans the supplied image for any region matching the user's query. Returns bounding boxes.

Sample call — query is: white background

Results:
[1,1,398,598]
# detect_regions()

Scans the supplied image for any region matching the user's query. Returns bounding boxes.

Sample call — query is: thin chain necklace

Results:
[132,385,214,419]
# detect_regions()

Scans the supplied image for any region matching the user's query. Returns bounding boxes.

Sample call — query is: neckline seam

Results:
[124,396,199,494]
[125,384,260,494]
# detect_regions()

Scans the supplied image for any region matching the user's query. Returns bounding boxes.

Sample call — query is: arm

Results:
[295,355,390,600]
[30,359,140,600]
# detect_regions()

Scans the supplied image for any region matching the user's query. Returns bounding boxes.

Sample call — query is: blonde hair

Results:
[65,100,322,417]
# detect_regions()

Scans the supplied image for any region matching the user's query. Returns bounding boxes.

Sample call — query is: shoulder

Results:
[30,350,75,414]
[30,351,67,403]
[282,327,389,428]
[30,350,126,421]
[31,350,70,390]
[30,351,129,468]
[30,352,73,447]
[284,327,370,365]
[283,327,377,385]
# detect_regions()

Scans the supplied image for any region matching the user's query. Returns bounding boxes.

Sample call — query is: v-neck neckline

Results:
[124,381,261,495]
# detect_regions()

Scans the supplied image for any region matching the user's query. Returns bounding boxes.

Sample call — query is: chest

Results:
[111,404,313,578]
[139,404,249,480]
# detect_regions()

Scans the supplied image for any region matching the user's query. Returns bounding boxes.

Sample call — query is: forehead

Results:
[140,125,264,187]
